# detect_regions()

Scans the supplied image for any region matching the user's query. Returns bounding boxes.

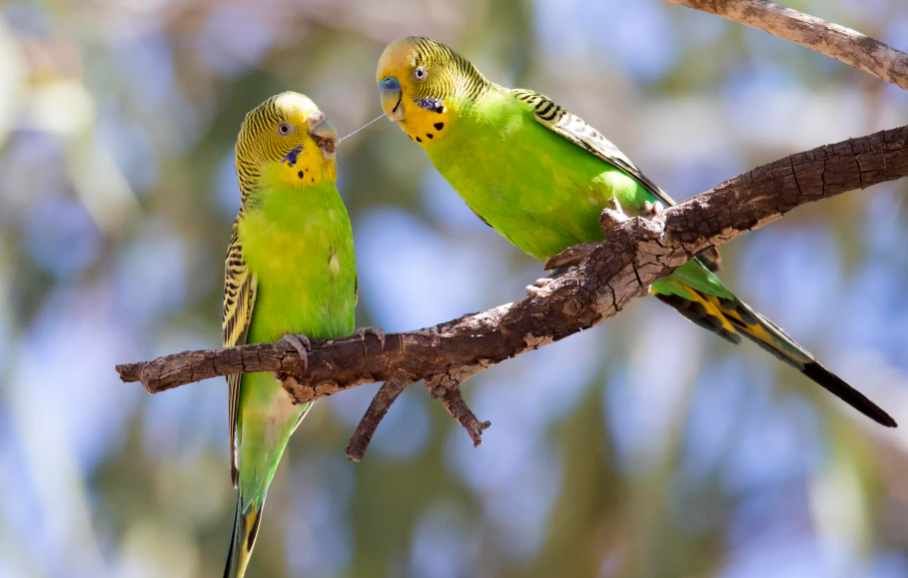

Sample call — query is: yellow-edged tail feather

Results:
[654,285,897,428]
[223,496,264,578]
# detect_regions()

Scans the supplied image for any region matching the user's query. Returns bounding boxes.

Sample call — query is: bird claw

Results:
[280,333,311,373]
[643,200,665,219]
[354,326,386,350]
[526,277,554,297]
[600,198,630,232]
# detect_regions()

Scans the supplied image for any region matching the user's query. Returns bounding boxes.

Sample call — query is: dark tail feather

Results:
[800,361,897,427]
[224,494,264,578]
[729,302,898,429]
[223,499,240,578]
[655,285,897,428]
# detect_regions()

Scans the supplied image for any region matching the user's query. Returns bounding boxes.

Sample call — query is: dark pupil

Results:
[280,124,288,134]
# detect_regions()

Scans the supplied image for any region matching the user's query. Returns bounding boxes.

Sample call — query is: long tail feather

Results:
[655,285,897,428]
[224,494,264,578]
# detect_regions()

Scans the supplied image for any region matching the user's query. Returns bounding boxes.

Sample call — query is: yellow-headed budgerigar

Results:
[222,93,357,577]
[375,37,895,427]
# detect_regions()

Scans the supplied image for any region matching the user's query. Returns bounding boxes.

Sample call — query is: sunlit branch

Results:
[661,0,908,92]
[118,4,908,455]
[117,123,908,423]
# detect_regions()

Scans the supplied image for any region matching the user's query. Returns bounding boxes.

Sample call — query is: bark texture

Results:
[116,124,908,403]
[117,1,908,454]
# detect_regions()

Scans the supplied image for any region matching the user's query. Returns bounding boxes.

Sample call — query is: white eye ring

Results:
[277,122,295,136]
[414,66,427,80]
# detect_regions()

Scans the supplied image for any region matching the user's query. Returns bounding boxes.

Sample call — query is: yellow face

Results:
[237,92,339,190]
[376,37,453,146]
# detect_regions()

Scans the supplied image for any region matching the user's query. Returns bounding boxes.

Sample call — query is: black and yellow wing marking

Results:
[509,88,721,272]
[222,217,257,487]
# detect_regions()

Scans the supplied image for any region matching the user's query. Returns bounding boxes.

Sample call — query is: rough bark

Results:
[116,124,908,403]
[661,0,908,92]
[117,1,908,454]
[345,370,413,462]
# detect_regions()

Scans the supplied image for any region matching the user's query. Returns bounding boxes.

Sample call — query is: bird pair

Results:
[221,37,896,578]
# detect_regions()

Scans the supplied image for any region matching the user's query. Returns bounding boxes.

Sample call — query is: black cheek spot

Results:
[434,122,444,130]
[311,177,315,183]
[416,137,422,143]
[426,133,433,139]
[298,170,304,179]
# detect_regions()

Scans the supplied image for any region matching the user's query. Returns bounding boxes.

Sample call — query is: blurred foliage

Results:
[1,1,908,577]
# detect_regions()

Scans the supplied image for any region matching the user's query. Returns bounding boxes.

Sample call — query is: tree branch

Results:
[345,370,413,462]
[118,4,908,453]
[117,124,908,404]
[661,0,908,92]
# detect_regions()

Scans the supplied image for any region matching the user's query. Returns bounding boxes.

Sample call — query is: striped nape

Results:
[234,96,291,204]
[235,158,260,205]
[408,36,491,101]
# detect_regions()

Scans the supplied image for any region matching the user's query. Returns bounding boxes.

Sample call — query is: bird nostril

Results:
[379,77,401,91]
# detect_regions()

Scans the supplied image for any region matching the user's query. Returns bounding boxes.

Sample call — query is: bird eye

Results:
[277,122,294,136]
[414,66,427,80]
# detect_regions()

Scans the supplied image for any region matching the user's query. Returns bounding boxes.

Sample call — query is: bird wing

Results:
[222,216,257,487]
[509,88,721,272]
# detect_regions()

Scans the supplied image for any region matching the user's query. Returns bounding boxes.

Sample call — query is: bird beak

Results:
[307,111,338,161]
[378,76,404,121]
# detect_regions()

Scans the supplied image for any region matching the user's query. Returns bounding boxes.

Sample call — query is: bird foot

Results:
[643,200,665,219]
[544,244,598,270]
[354,326,386,350]
[279,333,311,374]
[526,277,555,297]
[600,198,630,232]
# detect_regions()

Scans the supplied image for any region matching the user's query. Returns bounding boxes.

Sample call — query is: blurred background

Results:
[1,0,908,577]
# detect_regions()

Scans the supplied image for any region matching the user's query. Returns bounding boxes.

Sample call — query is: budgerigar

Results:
[376,37,895,427]
[222,93,357,577]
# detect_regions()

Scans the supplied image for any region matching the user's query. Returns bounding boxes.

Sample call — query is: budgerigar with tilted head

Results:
[376,37,896,428]
[222,92,357,577]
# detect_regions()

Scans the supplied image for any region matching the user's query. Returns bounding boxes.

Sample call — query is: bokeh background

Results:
[2,0,908,577]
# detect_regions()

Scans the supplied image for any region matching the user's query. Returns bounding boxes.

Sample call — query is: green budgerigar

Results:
[376,37,896,427]
[222,93,357,577]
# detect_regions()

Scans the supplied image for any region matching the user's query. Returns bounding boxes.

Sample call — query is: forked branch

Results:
[117,1,908,456]
[117,124,908,424]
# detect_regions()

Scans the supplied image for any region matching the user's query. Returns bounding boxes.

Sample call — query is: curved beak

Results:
[307,111,338,161]
[378,76,404,121]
